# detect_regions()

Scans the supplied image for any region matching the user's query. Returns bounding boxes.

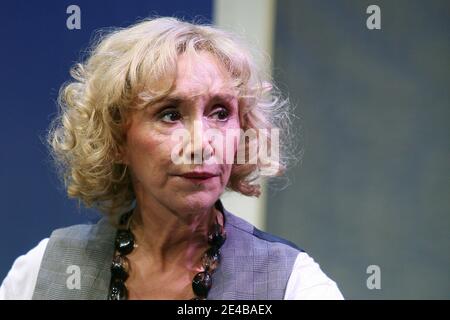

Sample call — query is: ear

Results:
[115,144,129,165]
[115,117,131,165]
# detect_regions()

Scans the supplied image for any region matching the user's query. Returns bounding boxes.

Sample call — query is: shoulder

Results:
[39,218,116,267]
[223,210,303,284]
[0,218,114,300]
[49,218,115,244]
[223,209,303,257]
[0,238,49,300]
[223,210,344,300]
[284,251,344,300]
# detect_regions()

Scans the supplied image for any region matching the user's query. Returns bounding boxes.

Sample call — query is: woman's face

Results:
[122,52,240,215]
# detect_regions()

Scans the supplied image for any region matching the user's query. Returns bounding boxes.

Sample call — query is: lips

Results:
[179,172,219,179]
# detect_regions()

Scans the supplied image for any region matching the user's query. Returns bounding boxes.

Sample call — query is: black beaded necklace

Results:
[108,207,226,300]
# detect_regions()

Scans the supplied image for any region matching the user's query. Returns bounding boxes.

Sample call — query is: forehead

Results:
[170,51,237,100]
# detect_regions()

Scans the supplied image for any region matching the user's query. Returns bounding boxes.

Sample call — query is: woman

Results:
[0,17,343,300]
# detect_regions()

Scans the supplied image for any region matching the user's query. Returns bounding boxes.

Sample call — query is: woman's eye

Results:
[211,107,230,121]
[159,110,181,123]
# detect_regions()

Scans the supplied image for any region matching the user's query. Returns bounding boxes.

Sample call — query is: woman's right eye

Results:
[159,109,182,123]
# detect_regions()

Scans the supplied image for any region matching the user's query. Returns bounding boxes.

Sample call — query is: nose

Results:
[183,119,215,164]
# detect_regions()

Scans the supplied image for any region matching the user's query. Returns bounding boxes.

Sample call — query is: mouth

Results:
[176,171,220,183]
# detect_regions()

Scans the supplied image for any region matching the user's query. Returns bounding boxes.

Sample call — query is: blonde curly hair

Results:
[47,16,293,217]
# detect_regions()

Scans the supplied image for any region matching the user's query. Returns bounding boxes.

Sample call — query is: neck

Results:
[129,199,221,271]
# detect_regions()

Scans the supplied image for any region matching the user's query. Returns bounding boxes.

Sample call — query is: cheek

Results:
[126,126,173,167]
[221,164,234,187]
[211,118,241,157]
[226,121,241,162]
[224,163,233,175]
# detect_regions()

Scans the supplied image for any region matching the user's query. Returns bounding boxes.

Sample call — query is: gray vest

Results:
[32,202,302,300]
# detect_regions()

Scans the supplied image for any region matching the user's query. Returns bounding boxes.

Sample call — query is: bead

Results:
[109,210,227,300]
[109,279,128,300]
[202,247,220,271]
[208,224,226,248]
[111,255,130,280]
[192,271,212,298]
[115,229,135,255]
[119,210,133,226]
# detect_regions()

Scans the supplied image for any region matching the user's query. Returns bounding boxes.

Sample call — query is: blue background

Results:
[0,0,212,281]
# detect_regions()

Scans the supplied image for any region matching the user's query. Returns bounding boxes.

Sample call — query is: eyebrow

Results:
[155,93,238,106]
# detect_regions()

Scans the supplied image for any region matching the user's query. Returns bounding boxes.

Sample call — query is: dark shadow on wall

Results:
[268,0,450,299]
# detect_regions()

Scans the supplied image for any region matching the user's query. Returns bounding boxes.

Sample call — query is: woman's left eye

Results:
[210,107,230,121]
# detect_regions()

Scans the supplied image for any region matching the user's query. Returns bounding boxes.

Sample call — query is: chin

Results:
[170,192,219,214]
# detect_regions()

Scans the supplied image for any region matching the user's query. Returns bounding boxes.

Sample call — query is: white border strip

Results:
[213,0,276,230]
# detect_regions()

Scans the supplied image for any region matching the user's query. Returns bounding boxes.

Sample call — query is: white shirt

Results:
[0,238,344,300]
